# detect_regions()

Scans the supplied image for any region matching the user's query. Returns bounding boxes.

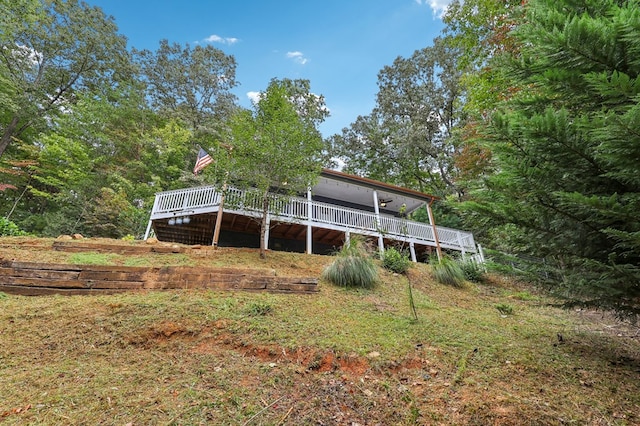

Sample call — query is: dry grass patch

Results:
[0,237,639,424]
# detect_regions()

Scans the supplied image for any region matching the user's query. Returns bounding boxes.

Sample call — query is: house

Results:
[144,169,483,263]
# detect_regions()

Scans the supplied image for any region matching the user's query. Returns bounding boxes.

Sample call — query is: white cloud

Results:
[286,51,308,65]
[415,0,454,18]
[246,91,261,104]
[203,34,239,45]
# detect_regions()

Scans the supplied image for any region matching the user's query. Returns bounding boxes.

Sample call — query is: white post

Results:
[409,241,417,263]
[456,231,466,259]
[372,191,384,256]
[306,187,312,254]
[143,218,153,240]
[143,195,160,240]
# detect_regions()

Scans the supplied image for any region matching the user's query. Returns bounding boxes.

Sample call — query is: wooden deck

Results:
[146,185,483,262]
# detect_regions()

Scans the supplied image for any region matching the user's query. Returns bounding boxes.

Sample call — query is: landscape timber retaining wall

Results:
[0,260,318,296]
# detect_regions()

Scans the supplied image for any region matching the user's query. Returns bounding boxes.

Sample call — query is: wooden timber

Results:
[0,259,318,296]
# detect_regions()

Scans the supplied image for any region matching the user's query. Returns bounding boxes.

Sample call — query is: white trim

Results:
[148,185,479,257]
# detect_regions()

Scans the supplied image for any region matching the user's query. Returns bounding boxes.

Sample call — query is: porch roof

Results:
[314,169,438,215]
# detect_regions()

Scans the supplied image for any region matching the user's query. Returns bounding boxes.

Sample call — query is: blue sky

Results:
[85,1,452,137]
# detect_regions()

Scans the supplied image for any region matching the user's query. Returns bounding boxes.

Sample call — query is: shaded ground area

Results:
[0,237,639,425]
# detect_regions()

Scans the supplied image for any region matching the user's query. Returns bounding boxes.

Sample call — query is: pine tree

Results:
[468,0,640,320]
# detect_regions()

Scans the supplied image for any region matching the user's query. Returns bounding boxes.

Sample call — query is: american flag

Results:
[193,148,213,175]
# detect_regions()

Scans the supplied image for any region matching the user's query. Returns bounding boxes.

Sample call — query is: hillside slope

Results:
[0,237,639,424]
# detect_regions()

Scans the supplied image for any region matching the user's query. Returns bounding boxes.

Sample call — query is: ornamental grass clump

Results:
[322,237,378,289]
[431,256,466,288]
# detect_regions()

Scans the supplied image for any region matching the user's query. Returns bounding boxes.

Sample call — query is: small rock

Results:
[72,233,83,240]
[145,237,158,245]
[57,235,72,240]
[367,351,381,359]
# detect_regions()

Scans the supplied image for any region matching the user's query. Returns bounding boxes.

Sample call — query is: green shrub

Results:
[382,247,411,274]
[511,291,538,301]
[495,303,514,315]
[322,237,378,289]
[460,260,485,283]
[431,257,465,288]
[245,302,272,316]
[0,217,28,236]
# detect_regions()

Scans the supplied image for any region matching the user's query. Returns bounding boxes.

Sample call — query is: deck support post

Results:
[409,241,417,262]
[144,195,160,240]
[143,218,153,240]
[345,230,350,247]
[372,191,385,257]
[477,244,485,264]
[213,146,233,248]
[456,231,466,259]
[427,199,443,262]
[306,188,312,254]
[212,185,226,248]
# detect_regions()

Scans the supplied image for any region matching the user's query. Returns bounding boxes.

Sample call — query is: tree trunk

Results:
[0,115,20,159]
[259,191,270,259]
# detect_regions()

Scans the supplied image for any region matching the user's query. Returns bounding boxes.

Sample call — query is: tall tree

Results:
[441,0,524,113]
[466,0,640,320]
[0,0,130,158]
[330,38,467,197]
[228,78,328,258]
[11,82,188,238]
[136,40,238,138]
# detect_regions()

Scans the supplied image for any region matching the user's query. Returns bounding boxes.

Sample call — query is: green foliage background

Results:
[1,0,639,319]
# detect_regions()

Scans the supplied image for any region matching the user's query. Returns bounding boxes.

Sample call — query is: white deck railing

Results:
[150,185,477,254]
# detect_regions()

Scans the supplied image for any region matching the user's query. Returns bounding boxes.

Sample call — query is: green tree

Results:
[466,0,640,320]
[14,82,180,237]
[135,40,238,138]
[0,0,130,158]
[441,0,524,114]
[26,132,96,236]
[330,38,467,197]
[82,187,146,239]
[228,78,328,259]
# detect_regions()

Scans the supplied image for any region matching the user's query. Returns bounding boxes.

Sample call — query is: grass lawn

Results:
[0,237,639,424]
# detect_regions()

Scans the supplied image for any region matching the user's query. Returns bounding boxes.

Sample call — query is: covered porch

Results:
[144,170,483,263]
